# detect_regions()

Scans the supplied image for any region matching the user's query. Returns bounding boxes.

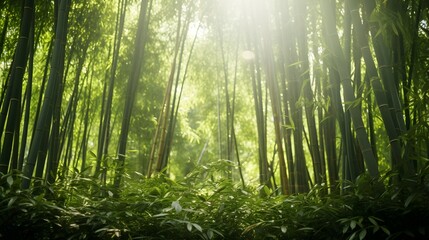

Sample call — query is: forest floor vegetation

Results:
[1,165,429,239]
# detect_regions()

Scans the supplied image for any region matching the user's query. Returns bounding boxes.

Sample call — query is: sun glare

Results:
[242,50,255,61]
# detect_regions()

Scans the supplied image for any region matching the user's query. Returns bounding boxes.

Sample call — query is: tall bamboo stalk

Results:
[321,0,379,178]
[22,0,70,189]
[0,0,34,174]
[114,0,150,189]
[96,0,128,178]
[350,0,409,175]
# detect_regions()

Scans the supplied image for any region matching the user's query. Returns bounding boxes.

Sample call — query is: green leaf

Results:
[89,151,97,158]
[95,228,108,233]
[373,226,379,234]
[187,222,192,232]
[210,229,224,238]
[404,194,415,208]
[391,190,400,200]
[192,223,202,232]
[380,226,391,236]
[359,229,367,240]
[343,225,349,233]
[368,216,379,226]
[263,185,271,196]
[6,176,13,186]
[348,231,357,240]
[8,196,17,207]
[152,213,168,218]
[197,195,206,202]
[350,220,357,230]
[281,226,287,233]
[207,229,214,239]
[242,222,264,235]
[172,200,182,213]
[298,227,314,231]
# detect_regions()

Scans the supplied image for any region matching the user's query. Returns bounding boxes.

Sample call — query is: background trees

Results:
[0,0,428,194]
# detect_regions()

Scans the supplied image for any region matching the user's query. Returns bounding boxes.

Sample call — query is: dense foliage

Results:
[1,164,429,239]
[1,0,429,239]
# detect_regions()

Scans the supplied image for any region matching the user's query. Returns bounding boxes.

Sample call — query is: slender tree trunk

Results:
[17,8,35,171]
[244,12,272,189]
[321,0,379,178]
[22,0,70,189]
[114,0,150,189]
[292,0,324,186]
[96,0,128,178]
[154,30,179,173]
[80,60,95,173]
[258,2,289,195]
[161,8,192,172]
[0,0,34,174]
[350,0,409,175]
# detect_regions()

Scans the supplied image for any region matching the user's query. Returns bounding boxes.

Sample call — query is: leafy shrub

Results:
[1,168,429,239]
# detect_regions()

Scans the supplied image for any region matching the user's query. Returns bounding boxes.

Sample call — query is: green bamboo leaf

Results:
[207,229,213,239]
[343,225,349,233]
[152,213,168,218]
[381,226,391,235]
[281,226,287,233]
[89,151,97,158]
[298,227,313,231]
[263,185,271,196]
[6,176,13,186]
[405,194,415,207]
[368,216,382,226]
[95,228,107,233]
[242,222,264,235]
[368,217,378,226]
[172,200,182,213]
[8,196,17,207]
[359,229,367,240]
[348,231,357,240]
[187,222,192,232]
[391,190,400,200]
[373,226,379,234]
[192,223,202,232]
[197,195,206,202]
[350,220,357,230]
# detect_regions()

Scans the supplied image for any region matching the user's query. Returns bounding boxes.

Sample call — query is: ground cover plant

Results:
[1,163,429,239]
[1,0,429,239]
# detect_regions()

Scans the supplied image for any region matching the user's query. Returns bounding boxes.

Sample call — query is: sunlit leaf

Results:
[152,213,168,218]
[172,200,182,213]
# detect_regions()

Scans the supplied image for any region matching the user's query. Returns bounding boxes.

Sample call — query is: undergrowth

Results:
[1,164,429,239]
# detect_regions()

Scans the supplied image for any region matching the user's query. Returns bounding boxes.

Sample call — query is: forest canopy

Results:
[1,0,429,238]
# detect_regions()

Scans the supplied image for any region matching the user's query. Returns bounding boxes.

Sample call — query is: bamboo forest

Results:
[1,0,429,239]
